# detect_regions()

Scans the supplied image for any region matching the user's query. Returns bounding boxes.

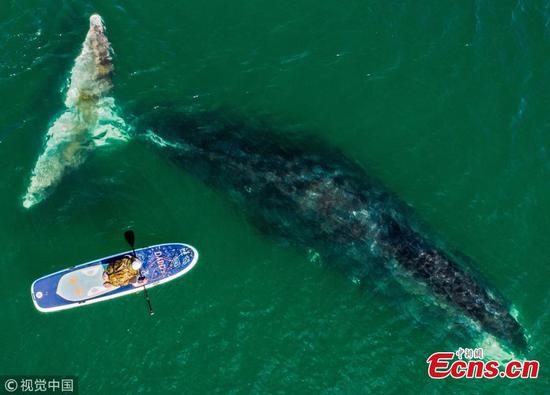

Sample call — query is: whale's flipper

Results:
[23,14,129,209]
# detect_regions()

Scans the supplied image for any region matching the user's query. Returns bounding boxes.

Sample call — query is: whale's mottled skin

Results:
[65,14,113,109]
[23,14,127,208]
[142,112,527,352]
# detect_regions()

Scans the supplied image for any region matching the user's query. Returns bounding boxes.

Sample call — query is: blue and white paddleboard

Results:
[31,243,198,313]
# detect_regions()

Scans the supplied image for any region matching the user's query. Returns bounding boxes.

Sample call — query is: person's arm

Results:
[129,275,139,287]
[130,275,148,287]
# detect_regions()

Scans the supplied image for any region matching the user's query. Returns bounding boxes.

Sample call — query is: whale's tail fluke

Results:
[22,14,129,209]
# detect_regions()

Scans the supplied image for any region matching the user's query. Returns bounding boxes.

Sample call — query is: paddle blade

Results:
[124,230,135,248]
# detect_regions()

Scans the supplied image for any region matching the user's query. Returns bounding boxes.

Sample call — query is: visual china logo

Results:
[1,376,77,393]
[427,348,539,379]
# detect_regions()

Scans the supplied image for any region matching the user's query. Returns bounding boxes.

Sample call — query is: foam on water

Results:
[143,129,190,151]
[478,334,516,363]
[474,305,529,362]
[22,15,129,209]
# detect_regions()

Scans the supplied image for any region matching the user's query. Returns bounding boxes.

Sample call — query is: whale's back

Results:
[140,109,527,353]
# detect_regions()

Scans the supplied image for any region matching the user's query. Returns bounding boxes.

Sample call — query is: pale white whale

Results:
[23,14,129,209]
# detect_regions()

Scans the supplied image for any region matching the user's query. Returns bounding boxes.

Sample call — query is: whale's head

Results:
[89,14,105,33]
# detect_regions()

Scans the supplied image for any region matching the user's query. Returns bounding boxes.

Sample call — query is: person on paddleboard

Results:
[103,255,148,288]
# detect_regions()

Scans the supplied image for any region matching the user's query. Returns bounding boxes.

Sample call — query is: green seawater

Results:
[1,1,549,393]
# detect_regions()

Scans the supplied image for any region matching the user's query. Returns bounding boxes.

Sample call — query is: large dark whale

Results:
[139,109,527,353]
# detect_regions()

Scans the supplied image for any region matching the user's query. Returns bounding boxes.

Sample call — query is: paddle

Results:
[124,230,154,316]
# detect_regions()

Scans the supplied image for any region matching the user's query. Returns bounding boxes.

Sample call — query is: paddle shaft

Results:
[141,281,154,316]
[124,230,154,316]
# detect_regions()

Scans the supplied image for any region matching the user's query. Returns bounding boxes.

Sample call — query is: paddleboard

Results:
[31,243,198,312]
